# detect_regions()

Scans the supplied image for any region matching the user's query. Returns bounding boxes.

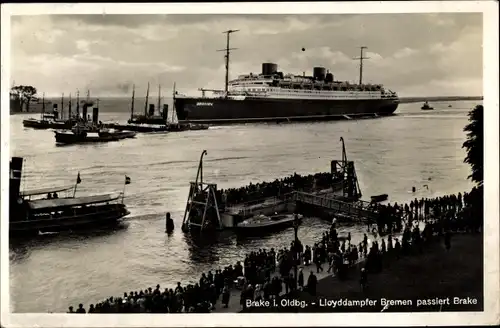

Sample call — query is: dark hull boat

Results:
[23,119,73,130]
[175,97,399,125]
[128,116,166,125]
[174,33,399,125]
[9,157,130,237]
[106,122,209,133]
[370,194,388,203]
[106,123,169,133]
[421,102,434,110]
[55,129,136,145]
[234,213,303,234]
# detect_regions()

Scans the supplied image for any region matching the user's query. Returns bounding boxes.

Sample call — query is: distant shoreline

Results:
[9,96,483,115]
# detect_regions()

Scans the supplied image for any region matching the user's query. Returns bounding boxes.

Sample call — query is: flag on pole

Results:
[76,172,81,184]
[125,176,131,185]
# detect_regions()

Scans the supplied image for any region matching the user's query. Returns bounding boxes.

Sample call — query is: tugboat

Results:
[421,101,434,110]
[127,83,169,125]
[9,157,131,236]
[54,104,136,145]
[22,92,91,130]
[107,83,209,133]
[234,213,303,234]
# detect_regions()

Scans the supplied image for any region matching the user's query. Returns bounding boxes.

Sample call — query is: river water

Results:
[8,100,478,312]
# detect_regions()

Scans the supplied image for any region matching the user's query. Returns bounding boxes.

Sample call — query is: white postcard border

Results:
[1,1,498,327]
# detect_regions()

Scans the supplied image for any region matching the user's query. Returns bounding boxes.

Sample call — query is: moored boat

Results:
[9,157,130,237]
[54,127,136,145]
[421,101,434,110]
[370,194,388,203]
[234,213,303,233]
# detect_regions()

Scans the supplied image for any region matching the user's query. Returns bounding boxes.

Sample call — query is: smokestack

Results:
[82,103,89,121]
[52,104,59,119]
[10,157,23,208]
[162,104,169,119]
[148,104,155,117]
[92,107,99,124]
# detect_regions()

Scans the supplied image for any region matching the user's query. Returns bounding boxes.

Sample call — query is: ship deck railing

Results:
[293,191,379,221]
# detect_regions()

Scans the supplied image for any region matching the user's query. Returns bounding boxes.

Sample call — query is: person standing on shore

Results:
[360,268,367,292]
[298,268,304,290]
[444,230,451,251]
[307,271,317,296]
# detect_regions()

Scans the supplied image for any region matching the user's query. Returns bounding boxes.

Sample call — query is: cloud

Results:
[10,13,482,97]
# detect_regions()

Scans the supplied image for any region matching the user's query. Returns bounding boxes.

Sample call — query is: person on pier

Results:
[165,212,174,233]
[306,271,318,296]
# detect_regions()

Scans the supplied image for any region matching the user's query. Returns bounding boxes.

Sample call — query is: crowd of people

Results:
[218,172,338,206]
[371,188,482,235]
[67,189,481,314]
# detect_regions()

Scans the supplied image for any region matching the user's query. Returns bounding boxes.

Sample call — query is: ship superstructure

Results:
[174,31,399,124]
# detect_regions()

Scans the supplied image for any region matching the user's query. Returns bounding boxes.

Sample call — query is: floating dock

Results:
[181,137,380,234]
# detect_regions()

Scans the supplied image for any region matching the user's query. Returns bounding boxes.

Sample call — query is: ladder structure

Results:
[181,150,223,233]
[294,191,378,222]
[330,137,362,200]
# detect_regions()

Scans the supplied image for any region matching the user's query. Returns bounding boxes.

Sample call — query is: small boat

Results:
[421,101,434,110]
[106,123,169,133]
[23,114,74,130]
[370,194,388,203]
[448,104,452,108]
[55,123,136,145]
[235,213,303,233]
[9,157,130,237]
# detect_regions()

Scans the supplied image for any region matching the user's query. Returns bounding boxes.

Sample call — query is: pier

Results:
[294,191,378,222]
[181,137,373,233]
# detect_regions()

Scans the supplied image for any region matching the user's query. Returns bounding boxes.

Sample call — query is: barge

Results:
[9,157,130,237]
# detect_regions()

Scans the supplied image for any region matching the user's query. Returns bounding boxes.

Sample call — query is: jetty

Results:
[181,137,379,234]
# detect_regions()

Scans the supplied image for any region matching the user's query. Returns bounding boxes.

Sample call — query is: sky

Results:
[10,13,483,98]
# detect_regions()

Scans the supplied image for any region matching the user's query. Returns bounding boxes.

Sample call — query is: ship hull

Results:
[54,131,136,145]
[23,119,73,130]
[10,207,130,237]
[174,97,399,124]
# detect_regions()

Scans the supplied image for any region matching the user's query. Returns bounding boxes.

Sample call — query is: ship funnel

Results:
[148,104,155,117]
[52,104,59,119]
[325,72,334,83]
[82,103,89,121]
[10,157,23,208]
[313,67,326,81]
[262,63,278,76]
[162,104,169,119]
[92,107,99,124]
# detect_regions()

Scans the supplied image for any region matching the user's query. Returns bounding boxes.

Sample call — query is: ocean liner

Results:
[174,31,399,125]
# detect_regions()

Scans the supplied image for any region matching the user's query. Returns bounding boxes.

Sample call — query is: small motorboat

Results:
[55,123,136,145]
[370,194,389,203]
[421,101,434,110]
[235,213,303,234]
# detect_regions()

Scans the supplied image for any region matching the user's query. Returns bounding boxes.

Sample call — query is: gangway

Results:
[294,191,379,222]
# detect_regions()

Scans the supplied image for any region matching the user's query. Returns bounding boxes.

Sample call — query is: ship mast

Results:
[41,93,45,116]
[217,29,239,97]
[87,90,90,103]
[157,84,161,116]
[131,84,135,120]
[144,82,150,116]
[68,93,72,119]
[61,93,64,120]
[353,46,370,85]
[76,90,80,119]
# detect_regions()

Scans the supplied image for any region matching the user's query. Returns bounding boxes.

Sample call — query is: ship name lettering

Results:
[196,102,213,106]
